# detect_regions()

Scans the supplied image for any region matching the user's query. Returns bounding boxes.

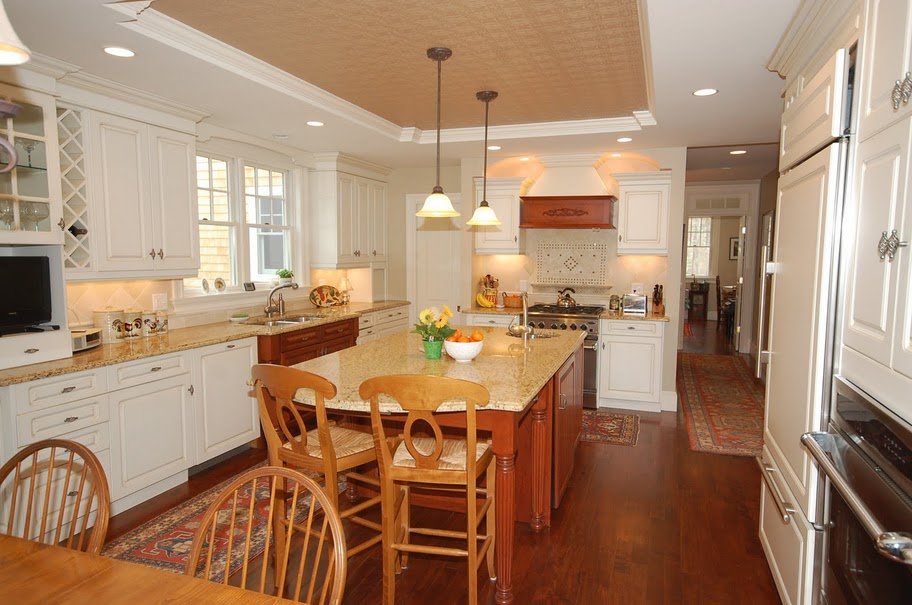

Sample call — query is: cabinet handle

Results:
[66,490,78,498]
[893,80,904,110]
[24,348,39,354]
[61,386,76,394]
[226,344,235,349]
[558,393,567,410]
[157,249,164,259]
[57,218,65,230]
[149,249,156,259]
[188,385,195,395]
[372,250,377,256]
[64,416,79,423]
[150,366,163,372]
[901,72,912,106]
[601,342,605,350]
[618,234,622,242]
[514,235,517,243]
[878,229,907,261]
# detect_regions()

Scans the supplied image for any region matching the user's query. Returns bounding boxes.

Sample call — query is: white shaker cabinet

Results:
[614,171,671,255]
[369,179,387,261]
[92,112,198,277]
[857,0,912,140]
[597,319,664,411]
[473,176,524,255]
[190,338,259,463]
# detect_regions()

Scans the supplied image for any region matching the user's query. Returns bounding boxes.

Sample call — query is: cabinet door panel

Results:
[149,127,198,273]
[336,174,357,265]
[474,177,522,254]
[615,172,671,255]
[598,337,661,402]
[94,115,154,270]
[109,375,192,499]
[355,178,371,258]
[552,353,577,507]
[843,119,910,368]
[369,181,387,260]
[195,340,259,463]
[858,0,912,139]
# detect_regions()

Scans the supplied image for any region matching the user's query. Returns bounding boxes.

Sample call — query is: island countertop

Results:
[291,326,584,413]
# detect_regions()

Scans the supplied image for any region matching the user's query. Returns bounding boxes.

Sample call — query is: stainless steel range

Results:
[526,303,603,409]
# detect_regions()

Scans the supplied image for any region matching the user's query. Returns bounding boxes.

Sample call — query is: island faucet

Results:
[264,282,299,317]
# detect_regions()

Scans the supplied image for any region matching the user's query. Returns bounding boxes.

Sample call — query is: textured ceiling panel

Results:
[152,0,649,129]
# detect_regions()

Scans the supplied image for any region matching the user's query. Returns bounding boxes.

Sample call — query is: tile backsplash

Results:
[66,280,172,328]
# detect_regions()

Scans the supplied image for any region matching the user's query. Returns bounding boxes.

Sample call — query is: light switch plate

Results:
[151,293,168,311]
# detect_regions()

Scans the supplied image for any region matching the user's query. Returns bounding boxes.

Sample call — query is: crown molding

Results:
[107,3,403,141]
[767,0,858,80]
[537,154,603,168]
[427,111,657,144]
[311,152,392,178]
[20,52,79,80]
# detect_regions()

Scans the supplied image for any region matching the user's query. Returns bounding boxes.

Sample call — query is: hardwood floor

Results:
[683,320,737,355]
[106,409,779,604]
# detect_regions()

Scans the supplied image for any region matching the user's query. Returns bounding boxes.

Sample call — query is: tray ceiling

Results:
[152,0,650,130]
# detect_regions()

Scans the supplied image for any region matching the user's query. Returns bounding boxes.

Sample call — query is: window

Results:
[685,216,712,277]
[184,154,292,292]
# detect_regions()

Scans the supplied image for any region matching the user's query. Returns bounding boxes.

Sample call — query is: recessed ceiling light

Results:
[693,88,718,97]
[611,153,622,158]
[306,120,324,127]
[104,46,135,58]
[519,157,530,161]
[487,145,501,151]
[729,149,747,155]
[617,137,633,143]
[272,133,289,140]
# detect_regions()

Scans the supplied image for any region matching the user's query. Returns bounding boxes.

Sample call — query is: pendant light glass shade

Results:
[416,47,459,218]
[466,90,501,226]
[0,2,29,65]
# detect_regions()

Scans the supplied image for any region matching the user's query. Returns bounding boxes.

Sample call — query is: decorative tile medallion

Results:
[535,242,610,286]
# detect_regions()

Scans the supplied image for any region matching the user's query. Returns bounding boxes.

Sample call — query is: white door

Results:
[842,117,910,367]
[858,0,912,140]
[407,193,469,324]
[193,339,259,463]
[149,126,198,273]
[764,142,841,522]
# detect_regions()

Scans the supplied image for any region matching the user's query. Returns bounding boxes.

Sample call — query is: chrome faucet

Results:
[265,282,299,317]
[508,292,534,338]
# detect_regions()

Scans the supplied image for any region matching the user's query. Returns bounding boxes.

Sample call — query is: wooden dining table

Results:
[0,534,296,605]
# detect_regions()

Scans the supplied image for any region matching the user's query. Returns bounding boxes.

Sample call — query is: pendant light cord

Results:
[482,98,489,203]
[435,56,442,189]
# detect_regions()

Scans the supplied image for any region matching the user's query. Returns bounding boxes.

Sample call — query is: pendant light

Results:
[0,1,29,65]
[467,90,501,226]
[416,47,459,218]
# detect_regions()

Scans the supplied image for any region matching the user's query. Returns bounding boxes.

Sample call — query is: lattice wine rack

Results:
[57,105,91,270]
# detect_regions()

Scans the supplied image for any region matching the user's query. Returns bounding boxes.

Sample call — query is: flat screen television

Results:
[0,256,52,334]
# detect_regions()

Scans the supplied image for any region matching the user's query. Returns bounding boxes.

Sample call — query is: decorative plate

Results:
[309,285,342,307]
[201,278,210,293]
[214,277,226,292]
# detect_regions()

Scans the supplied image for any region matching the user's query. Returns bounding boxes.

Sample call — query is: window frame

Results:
[685,215,713,279]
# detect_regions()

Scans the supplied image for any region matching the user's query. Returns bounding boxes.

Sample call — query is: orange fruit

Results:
[470,330,484,342]
[445,335,457,342]
[452,329,463,339]
[457,336,472,343]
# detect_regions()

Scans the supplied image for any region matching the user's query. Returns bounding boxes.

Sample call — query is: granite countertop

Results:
[291,327,584,414]
[0,300,410,387]
[599,311,670,322]
[463,306,522,315]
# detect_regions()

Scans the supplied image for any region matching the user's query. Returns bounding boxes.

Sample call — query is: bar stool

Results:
[251,364,382,558]
[358,374,495,605]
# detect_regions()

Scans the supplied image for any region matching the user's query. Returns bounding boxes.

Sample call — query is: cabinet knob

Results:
[57,218,65,230]
[157,249,164,259]
[226,344,235,349]
[149,249,156,259]
[372,250,377,256]
[188,385,195,395]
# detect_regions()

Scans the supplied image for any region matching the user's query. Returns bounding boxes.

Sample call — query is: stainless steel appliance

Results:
[621,293,647,316]
[526,303,603,408]
[802,377,912,605]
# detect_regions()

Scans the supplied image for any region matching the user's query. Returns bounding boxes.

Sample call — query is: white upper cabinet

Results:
[779,49,847,171]
[614,171,671,255]
[309,154,389,269]
[91,112,198,277]
[473,176,524,255]
[857,0,912,140]
[0,83,63,246]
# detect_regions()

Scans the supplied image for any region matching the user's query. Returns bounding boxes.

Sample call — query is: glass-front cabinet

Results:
[0,83,62,245]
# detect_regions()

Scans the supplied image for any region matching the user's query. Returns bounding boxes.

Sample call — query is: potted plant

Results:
[276,268,294,285]
[414,306,456,359]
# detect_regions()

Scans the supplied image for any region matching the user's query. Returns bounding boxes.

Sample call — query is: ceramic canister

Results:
[156,310,169,334]
[142,310,160,337]
[122,308,143,339]
[92,307,124,342]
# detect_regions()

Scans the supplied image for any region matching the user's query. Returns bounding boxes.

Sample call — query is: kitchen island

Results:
[291,326,585,605]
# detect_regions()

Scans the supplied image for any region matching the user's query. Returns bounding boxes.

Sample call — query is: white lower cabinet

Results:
[357,306,410,344]
[758,476,820,605]
[108,373,193,501]
[598,320,664,411]
[464,313,517,328]
[190,339,259,463]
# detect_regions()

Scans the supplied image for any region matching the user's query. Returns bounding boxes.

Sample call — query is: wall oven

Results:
[802,377,912,604]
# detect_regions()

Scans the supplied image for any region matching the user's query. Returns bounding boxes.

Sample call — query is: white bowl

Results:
[444,339,484,363]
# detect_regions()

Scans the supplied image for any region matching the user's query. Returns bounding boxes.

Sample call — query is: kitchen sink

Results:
[505,329,561,339]
[246,314,322,327]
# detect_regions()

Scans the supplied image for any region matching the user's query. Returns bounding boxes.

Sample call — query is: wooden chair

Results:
[185,465,347,604]
[358,374,496,605]
[0,438,110,554]
[251,364,382,558]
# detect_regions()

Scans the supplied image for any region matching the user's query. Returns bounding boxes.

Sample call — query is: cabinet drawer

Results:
[12,369,107,414]
[281,345,322,366]
[17,397,109,446]
[321,319,356,340]
[108,353,189,390]
[358,312,376,329]
[600,320,661,336]
[466,313,516,327]
[759,480,818,605]
[280,327,321,351]
[323,334,354,356]
[376,308,408,325]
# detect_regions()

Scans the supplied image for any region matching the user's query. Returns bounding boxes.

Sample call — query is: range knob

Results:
[580,324,589,332]
[569,324,578,330]
[550,322,559,329]
[537,322,546,329]
[560,323,567,330]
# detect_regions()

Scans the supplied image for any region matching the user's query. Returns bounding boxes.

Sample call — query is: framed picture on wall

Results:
[729,237,740,260]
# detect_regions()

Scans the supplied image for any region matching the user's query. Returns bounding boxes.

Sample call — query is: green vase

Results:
[423,339,443,360]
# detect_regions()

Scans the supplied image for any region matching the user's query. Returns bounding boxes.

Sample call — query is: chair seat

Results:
[283,425,374,459]
[393,437,490,471]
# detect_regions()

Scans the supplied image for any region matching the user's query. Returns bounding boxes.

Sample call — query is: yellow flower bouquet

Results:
[414,305,456,342]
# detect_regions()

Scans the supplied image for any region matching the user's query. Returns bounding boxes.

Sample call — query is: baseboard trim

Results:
[661,390,678,411]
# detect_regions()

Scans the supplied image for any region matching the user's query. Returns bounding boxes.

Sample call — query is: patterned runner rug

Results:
[102,463,333,579]
[677,352,764,456]
[581,409,639,446]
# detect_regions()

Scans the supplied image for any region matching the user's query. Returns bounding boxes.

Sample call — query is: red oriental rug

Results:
[677,352,764,456]
[581,409,639,446]
[102,463,335,579]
